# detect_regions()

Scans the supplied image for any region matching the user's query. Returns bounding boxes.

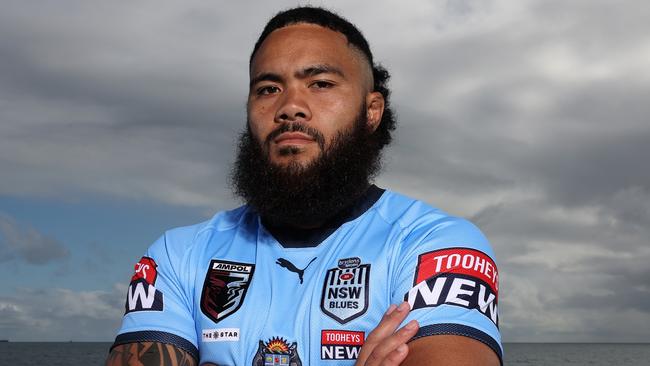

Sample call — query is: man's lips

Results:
[274,132,316,146]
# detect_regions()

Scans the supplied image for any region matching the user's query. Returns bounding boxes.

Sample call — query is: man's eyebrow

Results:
[249,64,345,89]
[296,64,345,79]
[249,72,283,88]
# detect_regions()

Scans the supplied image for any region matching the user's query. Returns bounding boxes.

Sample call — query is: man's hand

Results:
[355,302,419,366]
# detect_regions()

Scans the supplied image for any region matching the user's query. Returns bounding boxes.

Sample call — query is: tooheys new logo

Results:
[125,256,163,313]
[321,330,364,360]
[405,248,499,326]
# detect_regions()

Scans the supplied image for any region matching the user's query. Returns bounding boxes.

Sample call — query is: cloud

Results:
[371,1,650,341]
[1,0,650,342]
[0,214,69,265]
[0,0,249,208]
[0,285,125,341]
[470,197,650,342]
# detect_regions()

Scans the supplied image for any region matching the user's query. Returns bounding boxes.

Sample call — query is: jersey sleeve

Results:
[391,216,502,364]
[110,232,199,361]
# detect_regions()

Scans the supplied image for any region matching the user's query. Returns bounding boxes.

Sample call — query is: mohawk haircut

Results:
[249,6,397,149]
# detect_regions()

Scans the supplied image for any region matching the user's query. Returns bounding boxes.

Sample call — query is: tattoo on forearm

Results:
[106,342,197,366]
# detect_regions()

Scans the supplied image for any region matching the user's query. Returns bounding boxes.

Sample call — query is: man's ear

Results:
[365,91,385,132]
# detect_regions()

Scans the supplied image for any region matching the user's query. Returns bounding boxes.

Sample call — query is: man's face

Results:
[247,23,374,167]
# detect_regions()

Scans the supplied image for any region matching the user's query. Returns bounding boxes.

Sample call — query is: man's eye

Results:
[257,86,280,95]
[311,81,334,89]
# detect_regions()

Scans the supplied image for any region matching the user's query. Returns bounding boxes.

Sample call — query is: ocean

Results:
[504,343,650,365]
[0,342,648,365]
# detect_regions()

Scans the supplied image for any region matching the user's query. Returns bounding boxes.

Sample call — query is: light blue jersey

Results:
[113,186,502,365]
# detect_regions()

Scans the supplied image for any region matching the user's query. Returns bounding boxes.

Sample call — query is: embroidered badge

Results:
[200,259,255,323]
[321,259,370,324]
[252,337,302,366]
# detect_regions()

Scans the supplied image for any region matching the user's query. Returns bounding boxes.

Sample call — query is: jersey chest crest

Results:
[320,257,370,324]
[200,259,255,323]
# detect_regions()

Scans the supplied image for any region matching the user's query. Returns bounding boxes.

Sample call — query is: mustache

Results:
[265,122,326,149]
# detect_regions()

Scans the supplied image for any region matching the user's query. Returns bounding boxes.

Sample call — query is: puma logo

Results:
[276,257,317,284]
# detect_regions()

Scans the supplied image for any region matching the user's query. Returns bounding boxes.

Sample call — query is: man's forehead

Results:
[249,23,372,84]
[249,23,373,88]
[266,23,349,44]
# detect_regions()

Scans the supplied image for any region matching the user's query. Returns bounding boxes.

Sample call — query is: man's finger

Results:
[356,302,418,365]
[357,302,409,364]
[364,320,419,366]
[365,302,411,344]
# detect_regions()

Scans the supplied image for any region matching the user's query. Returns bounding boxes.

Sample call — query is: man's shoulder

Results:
[161,204,255,247]
[377,189,489,249]
[375,189,450,227]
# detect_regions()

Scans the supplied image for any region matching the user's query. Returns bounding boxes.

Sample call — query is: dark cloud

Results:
[521,128,650,209]
[1,0,649,342]
[469,196,650,342]
[0,0,250,207]
[0,214,69,265]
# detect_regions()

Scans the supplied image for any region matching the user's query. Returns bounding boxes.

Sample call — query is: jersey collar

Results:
[261,184,385,248]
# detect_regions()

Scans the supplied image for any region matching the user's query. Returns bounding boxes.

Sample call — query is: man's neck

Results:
[259,184,385,248]
[262,183,373,229]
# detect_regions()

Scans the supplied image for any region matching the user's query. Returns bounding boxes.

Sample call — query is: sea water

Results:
[0,342,648,365]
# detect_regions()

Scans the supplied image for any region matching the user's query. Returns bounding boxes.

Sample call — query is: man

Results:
[107,6,502,366]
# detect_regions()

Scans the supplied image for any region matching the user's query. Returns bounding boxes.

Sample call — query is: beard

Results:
[231,106,384,228]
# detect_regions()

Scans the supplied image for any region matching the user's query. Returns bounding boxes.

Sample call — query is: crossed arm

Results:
[106,342,197,366]
[356,302,500,366]
[106,303,499,366]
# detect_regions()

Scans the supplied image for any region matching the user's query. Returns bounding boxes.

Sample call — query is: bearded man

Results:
[107,6,502,366]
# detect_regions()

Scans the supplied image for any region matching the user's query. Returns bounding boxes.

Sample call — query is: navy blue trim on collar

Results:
[411,323,503,366]
[263,185,385,248]
[110,330,199,361]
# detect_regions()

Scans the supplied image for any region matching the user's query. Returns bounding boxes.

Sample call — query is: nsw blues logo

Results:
[321,258,370,324]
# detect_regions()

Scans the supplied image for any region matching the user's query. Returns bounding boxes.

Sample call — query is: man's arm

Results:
[355,302,419,365]
[355,302,500,366]
[106,342,197,366]
[403,335,500,366]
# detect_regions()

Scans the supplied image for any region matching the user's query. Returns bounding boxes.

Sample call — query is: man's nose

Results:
[275,87,311,123]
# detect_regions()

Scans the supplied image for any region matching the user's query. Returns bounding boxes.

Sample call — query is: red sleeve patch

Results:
[125,256,163,314]
[406,248,499,327]
[131,256,158,285]
[414,248,498,294]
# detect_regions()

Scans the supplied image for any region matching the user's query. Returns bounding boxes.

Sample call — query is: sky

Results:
[1,0,649,343]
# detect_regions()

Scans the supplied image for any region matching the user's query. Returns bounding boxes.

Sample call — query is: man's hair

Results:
[249,6,397,149]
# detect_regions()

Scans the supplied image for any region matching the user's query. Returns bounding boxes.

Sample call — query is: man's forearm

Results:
[106,342,197,366]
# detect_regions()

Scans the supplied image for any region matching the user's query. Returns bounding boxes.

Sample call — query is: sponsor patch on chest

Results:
[321,259,370,324]
[202,328,240,342]
[200,259,255,323]
[321,330,364,360]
